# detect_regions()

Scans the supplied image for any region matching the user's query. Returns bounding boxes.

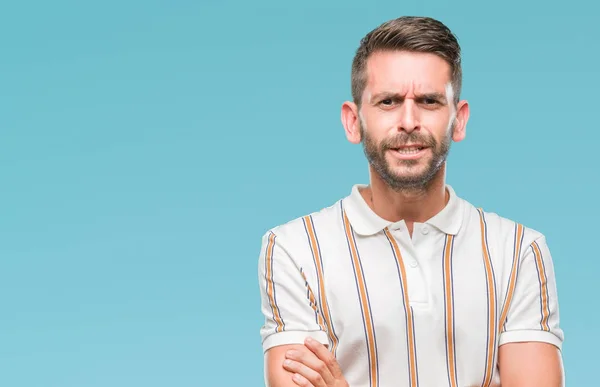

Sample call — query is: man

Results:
[257,16,564,387]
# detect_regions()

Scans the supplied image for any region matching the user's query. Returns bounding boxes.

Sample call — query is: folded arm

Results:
[257,230,331,386]
[497,234,565,386]
[499,342,563,387]
[265,344,308,387]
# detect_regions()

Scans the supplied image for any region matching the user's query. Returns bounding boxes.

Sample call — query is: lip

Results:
[389,146,429,160]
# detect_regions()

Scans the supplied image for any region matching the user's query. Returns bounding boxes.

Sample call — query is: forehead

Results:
[364,50,452,95]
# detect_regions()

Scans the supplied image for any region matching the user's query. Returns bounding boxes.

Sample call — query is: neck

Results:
[360,164,449,234]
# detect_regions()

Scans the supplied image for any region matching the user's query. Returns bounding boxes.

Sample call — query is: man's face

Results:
[357,50,460,192]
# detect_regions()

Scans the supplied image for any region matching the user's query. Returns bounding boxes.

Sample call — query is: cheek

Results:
[378,112,400,128]
[365,111,401,133]
[421,111,453,134]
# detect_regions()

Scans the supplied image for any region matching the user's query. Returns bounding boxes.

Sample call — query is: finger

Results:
[304,337,343,378]
[291,372,315,387]
[283,358,327,387]
[285,347,334,385]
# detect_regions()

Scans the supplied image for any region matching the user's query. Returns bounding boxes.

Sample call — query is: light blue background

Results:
[1,1,597,386]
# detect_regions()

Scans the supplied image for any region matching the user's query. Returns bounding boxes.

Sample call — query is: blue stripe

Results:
[303,218,320,304]
[300,266,319,326]
[478,210,498,387]
[343,213,372,386]
[351,229,379,387]
[532,244,545,330]
[478,210,490,387]
[484,212,498,383]
[502,224,517,330]
[533,241,551,330]
[503,223,524,331]
[537,242,551,325]
[385,231,413,387]
[442,235,452,387]
[265,234,275,330]
[310,214,340,348]
[411,306,419,387]
[450,235,458,384]
[302,220,320,327]
[484,214,498,370]
[477,210,490,387]
[267,232,285,332]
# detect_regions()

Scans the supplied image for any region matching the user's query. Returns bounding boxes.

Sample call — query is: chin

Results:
[389,163,427,176]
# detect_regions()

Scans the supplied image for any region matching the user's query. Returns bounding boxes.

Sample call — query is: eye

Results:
[423,98,437,105]
[379,98,400,108]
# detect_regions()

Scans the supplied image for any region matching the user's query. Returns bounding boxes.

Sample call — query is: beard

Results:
[361,121,453,193]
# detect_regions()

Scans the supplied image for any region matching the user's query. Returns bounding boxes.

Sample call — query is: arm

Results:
[265,344,308,387]
[268,338,348,387]
[497,234,565,387]
[498,342,563,387]
[257,231,330,386]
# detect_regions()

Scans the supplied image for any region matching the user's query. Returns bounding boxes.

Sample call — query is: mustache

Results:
[380,132,437,149]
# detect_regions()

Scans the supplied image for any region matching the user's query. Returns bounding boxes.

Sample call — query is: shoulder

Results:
[260,198,344,246]
[257,198,345,274]
[460,198,547,253]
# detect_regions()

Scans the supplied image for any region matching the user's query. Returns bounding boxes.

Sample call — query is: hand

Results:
[282,337,349,387]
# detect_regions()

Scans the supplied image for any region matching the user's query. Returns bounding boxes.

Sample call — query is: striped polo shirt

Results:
[258,184,564,387]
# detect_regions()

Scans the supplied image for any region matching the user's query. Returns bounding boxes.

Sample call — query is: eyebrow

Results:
[369,91,448,104]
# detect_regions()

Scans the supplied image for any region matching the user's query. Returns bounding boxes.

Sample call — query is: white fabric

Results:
[258,184,563,387]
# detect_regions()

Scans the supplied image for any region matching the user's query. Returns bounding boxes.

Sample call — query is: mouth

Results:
[389,145,429,159]
[393,145,426,154]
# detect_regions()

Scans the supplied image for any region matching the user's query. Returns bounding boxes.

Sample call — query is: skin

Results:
[266,340,347,387]
[265,344,307,387]
[264,49,564,386]
[342,50,467,237]
[497,342,564,387]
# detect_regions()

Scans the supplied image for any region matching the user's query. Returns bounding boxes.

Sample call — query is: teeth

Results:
[397,147,423,154]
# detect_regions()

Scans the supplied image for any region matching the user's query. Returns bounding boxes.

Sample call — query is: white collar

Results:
[342,184,464,235]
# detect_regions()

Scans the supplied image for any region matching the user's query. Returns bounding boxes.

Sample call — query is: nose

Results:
[397,99,420,133]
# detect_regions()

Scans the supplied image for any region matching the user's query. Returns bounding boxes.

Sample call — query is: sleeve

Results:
[258,230,329,353]
[498,234,564,350]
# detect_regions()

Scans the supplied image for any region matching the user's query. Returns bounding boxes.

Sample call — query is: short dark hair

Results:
[351,16,462,107]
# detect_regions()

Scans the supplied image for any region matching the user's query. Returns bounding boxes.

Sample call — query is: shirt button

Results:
[421,226,429,235]
[409,260,418,268]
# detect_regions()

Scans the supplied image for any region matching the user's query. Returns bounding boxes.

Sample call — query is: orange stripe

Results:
[478,209,497,387]
[344,212,378,387]
[500,223,524,330]
[301,270,326,331]
[532,242,551,331]
[265,232,284,332]
[443,234,458,387]
[303,216,339,354]
[384,228,418,387]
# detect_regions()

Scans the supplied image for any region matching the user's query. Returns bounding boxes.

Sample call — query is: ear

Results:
[341,101,361,144]
[451,99,470,143]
